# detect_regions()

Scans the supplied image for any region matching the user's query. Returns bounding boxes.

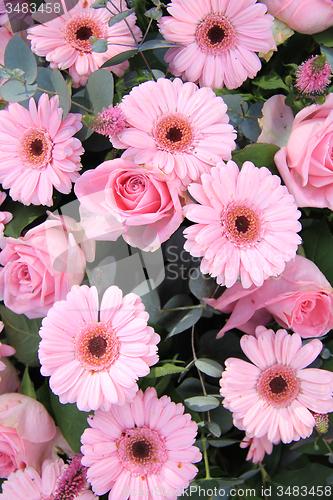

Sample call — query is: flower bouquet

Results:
[0,0,333,499]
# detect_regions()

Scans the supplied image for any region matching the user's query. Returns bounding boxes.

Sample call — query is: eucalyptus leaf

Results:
[91,39,108,53]
[195,358,223,378]
[102,49,138,68]
[5,35,37,84]
[109,8,135,26]
[50,69,71,118]
[240,102,263,142]
[166,307,202,338]
[144,7,163,19]
[0,79,37,102]
[49,392,91,454]
[85,69,114,115]
[33,67,56,103]
[207,438,239,448]
[0,305,41,367]
[221,94,248,127]
[206,421,221,438]
[91,0,108,7]
[184,395,220,412]
[138,39,182,51]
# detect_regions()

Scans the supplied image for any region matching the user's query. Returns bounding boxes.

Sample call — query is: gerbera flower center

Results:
[74,322,120,371]
[153,112,194,153]
[196,13,236,55]
[222,202,264,248]
[117,427,167,476]
[18,127,53,170]
[256,364,301,408]
[64,15,104,53]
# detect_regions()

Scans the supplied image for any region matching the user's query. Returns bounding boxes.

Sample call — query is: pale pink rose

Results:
[0,358,20,395]
[261,0,333,34]
[259,93,333,210]
[206,255,333,339]
[0,217,86,319]
[75,158,183,252]
[0,393,56,478]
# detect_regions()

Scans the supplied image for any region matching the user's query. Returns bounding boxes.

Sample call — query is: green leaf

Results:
[0,79,37,102]
[49,392,91,454]
[146,363,186,378]
[221,94,248,127]
[189,270,217,301]
[138,39,182,51]
[85,69,114,115]
[184,395,220,412]
[91,0,108,7]
[140,287,161,324]
[195,358,223,378]
[241,102,263,143]
[166,307,202,338]
[0,305,41,366]
[209,404,233,434]
[3,200,47,238]
[252,70,289,91]
[179,480,220,500]
[91,39,108,53]
[50,69,71,118]
[4,35,37,84]
[20,367,36,399]
[313,27,333,47]
[109,8,135,26]
[272,463,333,490]
[207,438,239,447]
[301,218,333,285]
[144,7,163,20]
[232,143,280,174]
[102,49,138,68]
[206,420,221,438]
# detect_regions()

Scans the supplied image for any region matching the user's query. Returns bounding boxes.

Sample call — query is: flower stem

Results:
[201,436,211,479]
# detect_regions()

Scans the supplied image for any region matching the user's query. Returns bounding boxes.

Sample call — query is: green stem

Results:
[201,437,211,479]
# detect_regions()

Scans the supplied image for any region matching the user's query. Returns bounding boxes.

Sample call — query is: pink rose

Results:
[0,393,56,477]
[259,93,333,210]
[0,217,86,319]
[0,358,20,395]
[261,0,333,34]
[75,158,183,251]
[206,255,333,339]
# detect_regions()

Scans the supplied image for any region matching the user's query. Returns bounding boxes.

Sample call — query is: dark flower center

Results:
[207,25,225,44]
[269,376,287,394]
[235,215,250,233]
[166,126,183,143]
[30,138,44,157]
[132,440,151,460]
[76,26,93,41]
[88,336,107,358]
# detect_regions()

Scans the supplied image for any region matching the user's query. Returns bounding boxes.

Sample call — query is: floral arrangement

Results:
[0,0,333,499]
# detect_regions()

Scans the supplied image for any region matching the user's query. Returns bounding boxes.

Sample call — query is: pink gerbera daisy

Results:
[112,77,236,189]
[80,387,202,499]
[158,0,276,89]
[27,0,142,87]
[0,93,83,206]
[183,160,302,288]
[0,456,97,500]
[240,434,274,464]
[0,191,12,237]
[38,284,160,412]
[220,326,333,444]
